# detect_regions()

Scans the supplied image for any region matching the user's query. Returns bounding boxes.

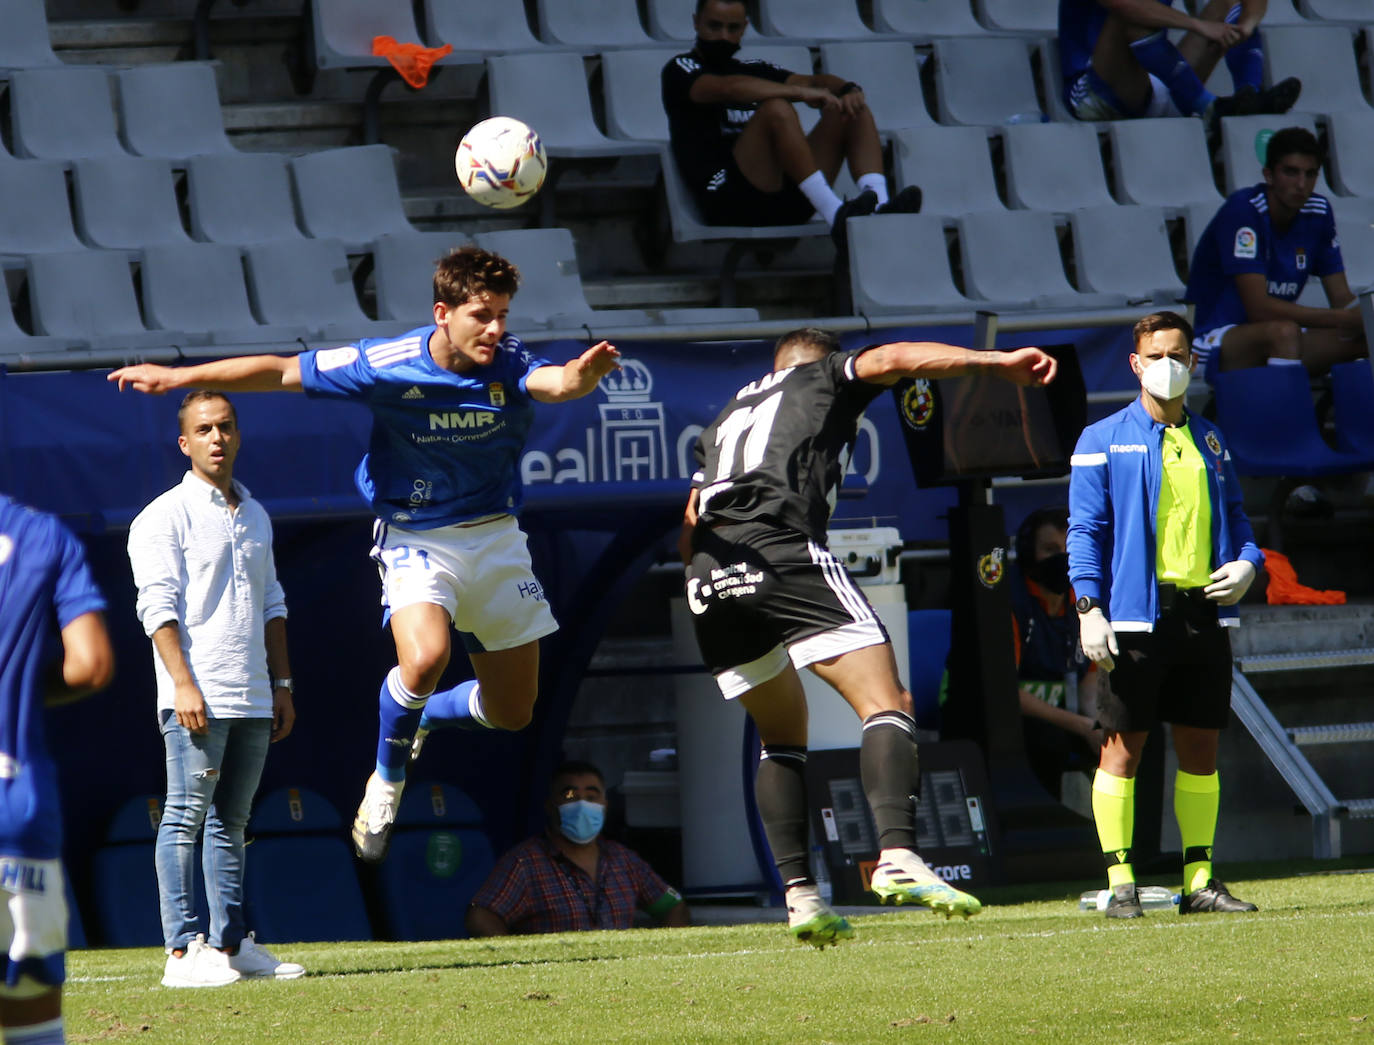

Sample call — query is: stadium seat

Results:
[141,242,311,349]
[1033,39,1079,125]
[373,781,495,941]
[289,145,418,250]
[0,0,62,70]
[1326,198,1374,290]
[818,42,937,133]
[1298,0,1370,20]
[872,0,985,38]
[71,156,193,251]
[957,210,1130,310]
[8,66,126,161]
[1262,26,1370,115]
[242,238,414,342]
[754,0,881,41]
[644,0,694,42]
[115,63,237,160]
[932,37,1046,126]
[424,0,544,55]
[1068,205,1185,302]
[1182,200,1220,256]
[535,0,655,48]
[0,284,88,368]
[907,609,952,732]
[243,787,372,943]
[186,152,307,246]
[1108,118,1223,208]
[0,160,86,255]
[26,250,187,352]
[372,231,474,323]
[1328,360,1374,457]
[1002,122,1114,211]
[975,0,1057,33]
[1325,112,1374,198]
[1262,0,1316,24]
[89,795,174,948]
[601,47,682,143]
[845,213,980,316]
[1218,113,1323,194]
[890,126,1004,218]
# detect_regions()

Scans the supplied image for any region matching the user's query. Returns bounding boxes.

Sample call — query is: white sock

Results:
[1266,356,1304,366]
[797,170,844,226]
[467,683,493,730]
[856,172,889,206]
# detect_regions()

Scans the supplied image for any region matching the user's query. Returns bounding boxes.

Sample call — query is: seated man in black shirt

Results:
[661,0,920,246]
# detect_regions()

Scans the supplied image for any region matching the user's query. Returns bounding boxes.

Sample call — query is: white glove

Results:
[1205,559,1257,605]
[1077,607,1118,672]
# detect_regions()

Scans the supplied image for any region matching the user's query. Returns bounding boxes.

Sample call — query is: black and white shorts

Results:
[694,154,816,227]
[686,522,889,699]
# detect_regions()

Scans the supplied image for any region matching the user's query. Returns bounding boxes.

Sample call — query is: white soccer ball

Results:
[455,116,548,210]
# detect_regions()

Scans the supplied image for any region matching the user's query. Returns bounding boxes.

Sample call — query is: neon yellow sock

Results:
[1092,769,1136,889]
[1175,770,1220,894]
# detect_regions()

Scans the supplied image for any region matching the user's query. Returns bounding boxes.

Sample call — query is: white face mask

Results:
[1138,355,1191,401]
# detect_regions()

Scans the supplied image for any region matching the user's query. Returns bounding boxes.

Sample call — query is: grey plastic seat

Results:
[1219,113,1324,193]
[308,0,432,73]
[872,0,985,38]
[819,42,936,132]
[0,0,62,71]
[1070,205,1185,302]
[891,126,1004,217]
[1264,0,1315,23]
[958,211,1129,310]
[755,0,881,40]
[975,0,1057,33]
[487,53,660,159]
[1109,119,1222,208]
[424,0,544,55]
[1328,112,1374,197]
[1003,122,1113,211]
[9,67,126,161]
[242,238,412,342]
[289,145,417,250]
[372,231,475,323]
[186,153,306,245]
[0,161,86,256]
[846,213,979,316]
[1327,199,1374,291]
[602,47,682,142]
[116,63,237,160]
[535,0,654,48]
[645,0,693,41]
[72,156,193,250]
[1298,0,1369,19]
[1182,200,1221,256]
[141,242,310,349]
[0,287,86,367]
[660,146,824,245]
[26,249,187,350]
[1262,26,1370,114]
[933,37,1045,126]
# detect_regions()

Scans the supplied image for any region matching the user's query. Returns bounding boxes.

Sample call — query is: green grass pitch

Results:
[66,864,1373,1044]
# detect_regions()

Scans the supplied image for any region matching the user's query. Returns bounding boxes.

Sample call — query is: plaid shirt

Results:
[471,834,675,934]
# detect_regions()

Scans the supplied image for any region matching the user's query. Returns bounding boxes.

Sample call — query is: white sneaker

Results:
[227,932,306,980]
[351,772,403,864]
[784,884,854,949]
[161,934,241,988]
[869,849,982,918]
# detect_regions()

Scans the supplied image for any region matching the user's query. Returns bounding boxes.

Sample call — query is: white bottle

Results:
[1078,886,1180,911]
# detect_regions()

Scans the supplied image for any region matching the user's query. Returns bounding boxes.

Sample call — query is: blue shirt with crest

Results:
[298,327,551,528]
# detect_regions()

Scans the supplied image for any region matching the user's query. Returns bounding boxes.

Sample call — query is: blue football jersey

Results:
[0,496,107,859]
[1058,0,1176,102]
[1186,184,1344,335]
[298,326,552,528]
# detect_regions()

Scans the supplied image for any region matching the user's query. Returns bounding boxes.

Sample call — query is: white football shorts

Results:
[0,857,67,997]
[371,514,558,652]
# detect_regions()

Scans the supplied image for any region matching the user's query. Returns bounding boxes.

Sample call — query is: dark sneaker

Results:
[829,189,878,250]
[1179,878,1258,914]
[876,185,923,215]
[351,772,403,864]
[1104,882,1144,919]
[1258,76,1302,115]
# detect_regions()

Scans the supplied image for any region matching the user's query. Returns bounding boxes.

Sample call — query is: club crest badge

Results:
[899,379,935,429]
[1205,431,1222,456]
[977,546,1005,589]
[489,383,506,407]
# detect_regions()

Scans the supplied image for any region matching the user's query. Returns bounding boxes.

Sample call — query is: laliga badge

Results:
[976,547,1005,589]
[489,382,506,407]
[1233,226,1257,260]
[1205,431,1222,456]
[900,379,935,429]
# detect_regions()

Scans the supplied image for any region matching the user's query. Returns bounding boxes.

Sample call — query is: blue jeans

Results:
[156,713,271,951]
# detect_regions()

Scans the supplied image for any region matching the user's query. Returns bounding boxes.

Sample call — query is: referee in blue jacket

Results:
[1067,311,1264,919]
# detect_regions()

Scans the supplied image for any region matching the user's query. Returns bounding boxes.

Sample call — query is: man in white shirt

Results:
[127,391,305,987]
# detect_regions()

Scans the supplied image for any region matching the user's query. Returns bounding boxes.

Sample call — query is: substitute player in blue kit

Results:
[0,495,114,1044]
[1186,126,1366,380]
[110,246,620,864]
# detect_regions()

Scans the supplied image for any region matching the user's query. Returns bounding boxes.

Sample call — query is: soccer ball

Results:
[455,116,548,210]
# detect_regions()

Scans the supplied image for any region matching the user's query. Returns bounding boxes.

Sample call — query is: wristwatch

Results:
[272,677,294,693]
[1075,596,1100,614]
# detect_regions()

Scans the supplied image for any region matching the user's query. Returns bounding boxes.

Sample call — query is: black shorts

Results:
[1096,592,1233,732]
[694,152,816,227]
[686,522,889,698]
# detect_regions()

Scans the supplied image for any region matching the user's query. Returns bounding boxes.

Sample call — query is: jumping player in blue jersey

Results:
[110,246,621,864]
[1186,126,1366,381]
[1058,0,1299,125]
[0,495,113,1044]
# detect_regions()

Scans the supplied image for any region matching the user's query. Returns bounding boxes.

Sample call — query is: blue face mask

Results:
[557,800,605,844]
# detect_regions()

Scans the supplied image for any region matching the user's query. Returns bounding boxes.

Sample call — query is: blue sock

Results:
[1129,31,1215,116]
[5,1017,65,1044]
[417,679,492,732]
[375,667,430,782]
[1223,4,1263,91]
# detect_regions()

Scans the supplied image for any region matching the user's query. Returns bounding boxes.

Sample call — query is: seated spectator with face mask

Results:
[465,760,690,936]
[1010,506,1103,800]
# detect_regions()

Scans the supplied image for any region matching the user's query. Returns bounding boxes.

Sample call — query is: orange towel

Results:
[1261,548,1346,605]
[371,36,453,89]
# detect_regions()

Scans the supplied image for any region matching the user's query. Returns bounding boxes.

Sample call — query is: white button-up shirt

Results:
[128,472,287,718]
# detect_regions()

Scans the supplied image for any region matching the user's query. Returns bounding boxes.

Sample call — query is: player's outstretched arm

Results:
[108,354,303,395]
[527,340,622,403]
[854,342,1057,387]
[47,611,114,706]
